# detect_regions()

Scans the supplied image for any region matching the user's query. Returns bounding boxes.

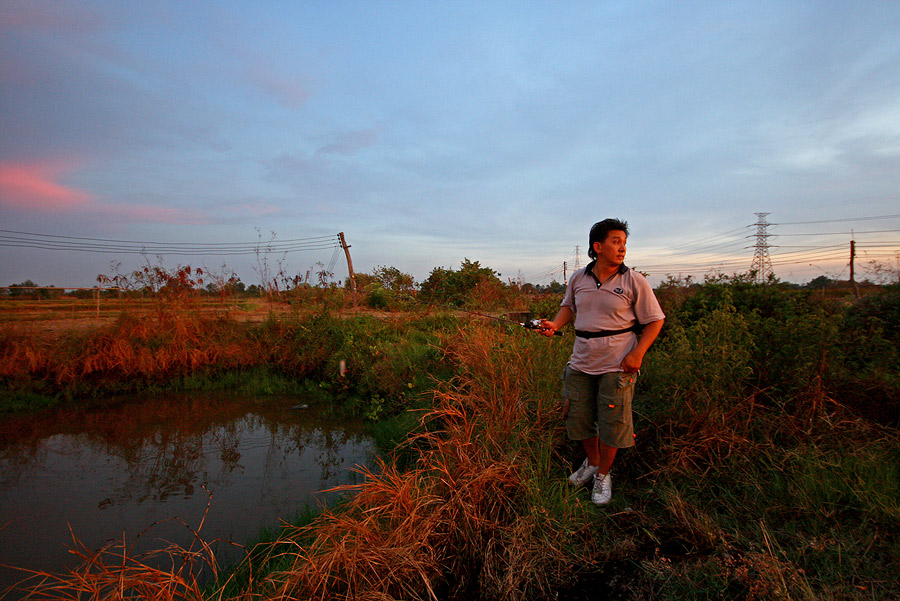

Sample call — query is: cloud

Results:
[0,160,93,210]
[0,0,106,34]
[98,202,209,225]
[244,66,313,110]
[0,159,209,224]
[217,200,283,218]
[317,128,379,156]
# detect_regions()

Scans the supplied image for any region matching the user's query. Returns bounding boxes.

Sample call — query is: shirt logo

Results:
[614,287,625,295]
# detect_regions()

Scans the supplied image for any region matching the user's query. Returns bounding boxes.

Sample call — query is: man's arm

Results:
[620,318,664,372]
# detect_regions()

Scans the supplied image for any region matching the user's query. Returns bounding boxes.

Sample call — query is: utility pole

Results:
[896,251,900,285]
[563,261,567,283]
[850,232,860,299]
[750,212,774,283]
[338,232,358,307]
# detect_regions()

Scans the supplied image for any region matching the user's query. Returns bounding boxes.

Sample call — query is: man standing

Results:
[539,219,665,505]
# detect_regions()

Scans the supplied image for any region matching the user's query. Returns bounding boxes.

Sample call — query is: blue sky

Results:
[2,1,899,289]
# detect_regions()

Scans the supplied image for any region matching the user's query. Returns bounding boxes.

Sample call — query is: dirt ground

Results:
[0,297,289,337]
[0,296,393,339]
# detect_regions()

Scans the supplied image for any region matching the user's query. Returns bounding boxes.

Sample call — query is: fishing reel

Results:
[523,319,563,336]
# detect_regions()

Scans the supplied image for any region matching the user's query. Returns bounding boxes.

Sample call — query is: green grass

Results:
[210,505,325,599]
[6,282,900,600]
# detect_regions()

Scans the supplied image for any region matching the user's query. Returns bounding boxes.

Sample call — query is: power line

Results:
[774,213,900,225]
[326,245,342,274]
[658,239,750,257]
[521,263,565,283]
[0,230,341,256]
[652,225,749,252]
[636,241,853,275]
[776,229,900,237]
[777,244,848,248]
[625,211,898,281]
[0,229,337,246]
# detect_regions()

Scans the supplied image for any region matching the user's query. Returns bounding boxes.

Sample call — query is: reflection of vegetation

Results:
[0,393,373,510]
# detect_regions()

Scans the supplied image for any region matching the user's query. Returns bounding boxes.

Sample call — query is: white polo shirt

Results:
[561,262,665,375]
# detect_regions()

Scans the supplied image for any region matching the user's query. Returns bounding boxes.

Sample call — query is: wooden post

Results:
[850,237,860,299]
[339,232,358,307]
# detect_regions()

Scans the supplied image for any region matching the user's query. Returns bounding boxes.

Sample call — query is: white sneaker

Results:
[591,472,612,505]
[568,458,599,486]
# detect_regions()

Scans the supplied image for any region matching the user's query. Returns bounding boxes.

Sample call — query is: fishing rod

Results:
[460,309,563,336]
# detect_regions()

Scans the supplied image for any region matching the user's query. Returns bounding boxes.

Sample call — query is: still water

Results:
[0,392,375,593]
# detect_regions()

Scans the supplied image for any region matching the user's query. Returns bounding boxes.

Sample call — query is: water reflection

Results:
[0,392,375,593]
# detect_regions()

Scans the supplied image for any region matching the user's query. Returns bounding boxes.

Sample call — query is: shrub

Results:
[642,294,754,420]
[419,259,508,308]
[830,284,900,426]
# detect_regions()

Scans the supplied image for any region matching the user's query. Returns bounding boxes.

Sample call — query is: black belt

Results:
[575,324,641,339]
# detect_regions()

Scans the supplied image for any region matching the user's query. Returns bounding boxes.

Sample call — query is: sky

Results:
[1,0,899,290]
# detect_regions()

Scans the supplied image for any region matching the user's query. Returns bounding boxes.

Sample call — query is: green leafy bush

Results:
[642,293,754,420]
[419,258,508,308]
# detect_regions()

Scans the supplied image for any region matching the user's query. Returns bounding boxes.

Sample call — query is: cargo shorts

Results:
[561,365,637,448]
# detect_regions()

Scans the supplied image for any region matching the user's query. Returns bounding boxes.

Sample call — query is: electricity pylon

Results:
[750,213,774,283]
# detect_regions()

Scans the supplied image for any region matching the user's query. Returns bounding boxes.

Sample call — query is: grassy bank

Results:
[3,282,899,599]
[0,303,456,420]
[233,283,899,601]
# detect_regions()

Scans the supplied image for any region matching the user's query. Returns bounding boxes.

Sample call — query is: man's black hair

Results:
[588,218,629,260]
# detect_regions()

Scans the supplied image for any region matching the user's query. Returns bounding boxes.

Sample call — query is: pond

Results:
[0,391,376,595]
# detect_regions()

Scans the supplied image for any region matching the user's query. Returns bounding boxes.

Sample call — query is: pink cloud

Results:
[221,201,282,217]
[0,0,106,34]
[100,202,209,225]
[0,160,208,224]
[245,67,312,110]
[0,160,93,210]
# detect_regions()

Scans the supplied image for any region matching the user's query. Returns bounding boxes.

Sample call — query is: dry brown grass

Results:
[5,321,589,601]
[260,401,527,599]
[246,323,584,601]
[0,311,272,387]
[5,491,224,601]
[0,329,52,377]
[650,392,767,477]
[0,297,428,393]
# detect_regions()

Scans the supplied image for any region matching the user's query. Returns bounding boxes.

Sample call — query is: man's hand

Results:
[620,319,664,373]
[620,349,644,373]
[538,319,558,337]
[538,308,572,337]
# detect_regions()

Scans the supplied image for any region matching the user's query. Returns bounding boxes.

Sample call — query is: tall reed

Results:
[7,493,220,601]
[233,322,598,601]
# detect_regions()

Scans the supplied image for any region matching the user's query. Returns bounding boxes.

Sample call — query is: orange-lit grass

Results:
[5,489,232,601]
[74,313,262,379]
[254,324,587,601]
[0,328,52,376]
[0,310,277,389]
[261,412,536,600]
[0,301,436,397]
[6,322,587,601]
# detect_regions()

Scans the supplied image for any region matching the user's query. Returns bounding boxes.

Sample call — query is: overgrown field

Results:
[1,280,898,600]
